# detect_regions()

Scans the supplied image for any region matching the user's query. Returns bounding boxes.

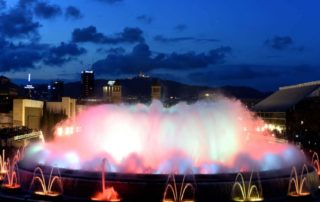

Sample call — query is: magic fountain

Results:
[2,99,319,201]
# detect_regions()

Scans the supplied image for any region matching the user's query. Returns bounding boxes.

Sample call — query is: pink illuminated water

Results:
[24,99,304,174]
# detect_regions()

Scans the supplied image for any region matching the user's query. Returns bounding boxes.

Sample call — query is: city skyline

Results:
[0,0,319,91]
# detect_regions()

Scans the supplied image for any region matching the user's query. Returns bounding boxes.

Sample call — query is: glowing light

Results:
[56,126,77,137]
[108,81,116,86]
[57,127,63,136]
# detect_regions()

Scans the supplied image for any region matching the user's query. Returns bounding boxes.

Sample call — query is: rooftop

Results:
[254,81,320,112]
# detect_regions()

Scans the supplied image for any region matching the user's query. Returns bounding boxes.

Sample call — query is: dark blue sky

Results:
[0,0,319,91]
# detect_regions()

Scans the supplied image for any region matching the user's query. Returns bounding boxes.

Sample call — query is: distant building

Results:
[0,76,19,113]
[254,81,320,144]
[103,80,122,103]
[46,97,77,119]
[151,79,161,100]
[81,70,94,99]
[49,80,64,101]
[24,73,35,99]
[12,96,77,130]
[13,99,44,130]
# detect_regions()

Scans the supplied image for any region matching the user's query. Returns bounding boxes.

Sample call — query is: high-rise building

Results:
[24,73,35,99]
[49,80,64,101]
[81,70,94,99]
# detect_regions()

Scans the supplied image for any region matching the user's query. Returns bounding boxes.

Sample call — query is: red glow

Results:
[91,187,121,202]
[34,191,61,197]
[2,184,21,189]
[288,192,310,197]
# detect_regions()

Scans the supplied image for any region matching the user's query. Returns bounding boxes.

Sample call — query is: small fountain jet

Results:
[231,171,263,202]
[91,158,121,202]
[162,174,195,202]
[0,150,8,181]
[287,164,310,197]
[312,152,320,176]
[2,150,21,190]
[29,166,63,197]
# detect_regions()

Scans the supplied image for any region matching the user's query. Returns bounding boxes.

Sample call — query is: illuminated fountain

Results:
[287,165,310,197]
[29,167,63,198]
[2,150,21,190]
[231,171,263,202]
[312,152,320,176]
[22,100,305,174]
[91,158,121,201]
[0,149,8,181]
[14,100,316,201]
[162,174,195,202]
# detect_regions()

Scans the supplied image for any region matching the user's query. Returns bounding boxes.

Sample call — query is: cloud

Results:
[18,0,38,8]
[96,0,123,4]
[34,1,62,19]
[174,24,187,32]
[188,65,282,83]
[0,38,47,72]
[136,15,153,24]
[92,43,231,75]
[292,64,314,73]
[265,36,294,50]
[72,26,104,43]
[44,42,86,65]
[96,47,126,54]
[0,4,40,38]
[0,0,6,10]
[72,26,144,44]
[65,6,82,19]
[0,37,87,71]
[154,35,219,43]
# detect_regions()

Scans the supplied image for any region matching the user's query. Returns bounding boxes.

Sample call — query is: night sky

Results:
[0,0,319,91]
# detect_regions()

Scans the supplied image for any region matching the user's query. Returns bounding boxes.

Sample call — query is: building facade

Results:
[151,80,161,100]
[46,97,77,119]
[81,70,94,99]
[13,99,44,130]
[103,80,122,104]
[254,81,320,143]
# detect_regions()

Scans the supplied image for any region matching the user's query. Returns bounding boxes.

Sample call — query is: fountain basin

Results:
[17,160,319,202]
